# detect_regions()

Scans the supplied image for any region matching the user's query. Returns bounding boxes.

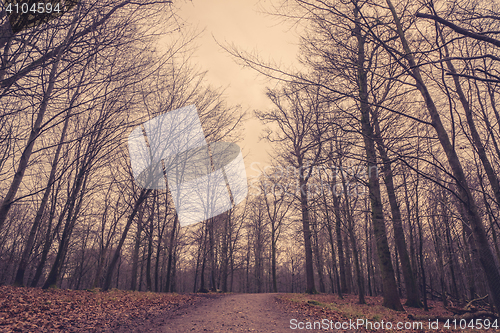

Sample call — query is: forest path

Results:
[160,293,293,332]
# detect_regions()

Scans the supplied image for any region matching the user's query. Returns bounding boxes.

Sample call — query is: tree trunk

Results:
[365,199,373,297]
[103,189,150,291]
[220,212,230,293]
[30,189,62,287]
[199,220,209,293]
[145,197,155,292]
[193,223,204,293]
[430,205,448,307]
[209,218,217,292]
[355,3,403,310]
[417,204,428,311]
[42,156,89,289]
[340,167,365,303]
[299,176,316,294]
[271,226,278,293]
[312,214,326,293]
[130,204,144,291]
[170,247,177,293]
[374,120,422,307]
[165,213,178,292]
[333,188,347,295]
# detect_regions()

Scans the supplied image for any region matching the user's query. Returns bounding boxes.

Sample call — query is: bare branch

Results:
[416,12,500,48]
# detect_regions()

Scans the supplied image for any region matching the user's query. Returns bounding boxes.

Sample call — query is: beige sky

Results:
[177,0,300,168]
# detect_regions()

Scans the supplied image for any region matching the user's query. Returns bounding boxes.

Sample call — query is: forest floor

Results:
[0,286,497,332]
[0,286,208,332]
[278,293,498,332]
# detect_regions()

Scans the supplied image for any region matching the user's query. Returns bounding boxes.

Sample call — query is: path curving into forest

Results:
[160,293,293,332]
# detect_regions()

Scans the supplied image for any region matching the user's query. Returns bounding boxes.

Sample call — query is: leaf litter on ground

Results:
[0,286,204,332]
[277,293,497,332]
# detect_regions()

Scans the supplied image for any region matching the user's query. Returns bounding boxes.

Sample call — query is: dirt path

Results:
[159,293,293,332]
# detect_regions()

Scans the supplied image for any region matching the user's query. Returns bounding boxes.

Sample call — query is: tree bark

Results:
[42,152,90,289]
[374,120,422,307]
[30,187,62,287]
[145,197,155,292]
[130,204,144,291]
[299,175,317,294]
[355,2,403,310]
[333,185,347,295]
[340,165,365,304]
[165,213,178,292]
[103,189,150,291]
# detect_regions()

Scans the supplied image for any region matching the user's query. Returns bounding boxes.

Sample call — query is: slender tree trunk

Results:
[165,213,178,292]
[154,195,166,292]
[271,226,278,293]
[221,212,230,293]
[323,189,342,297]
[154,230,162,292]
[229,225,236,293]
[170,247,177,293]
[395,247,401,296]
[333,187,347,295]
[365,201,373,297]
[30,189,61,287]
[462,226,476,300]
[103,189,150,291]
[200,253,207,292]
[42,156,89,289]
[199,220,209,293]
[444,212,459,300]
[312,215,326,293]
[430,207,448,307]
[374,121,422,307]
[130,205,144,291]
[417,206,428,311]
[355,3,402,310]
[403,172,417,280]
[145,197,155,292]
[340,168,365,303]
[348,223,365,304]
[193,224,204,293]
[299,176,316,294]
[245,230,251,293]
[209,218,217,292]
[343,233,353,293]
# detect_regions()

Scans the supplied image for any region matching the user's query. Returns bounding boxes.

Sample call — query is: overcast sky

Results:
[177,0,300,168]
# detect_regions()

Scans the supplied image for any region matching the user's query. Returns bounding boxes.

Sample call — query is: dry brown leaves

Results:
[0,286,200,332]
[277,293,496,332]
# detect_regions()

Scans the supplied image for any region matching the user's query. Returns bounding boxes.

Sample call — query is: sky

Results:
[176,0,300,169]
